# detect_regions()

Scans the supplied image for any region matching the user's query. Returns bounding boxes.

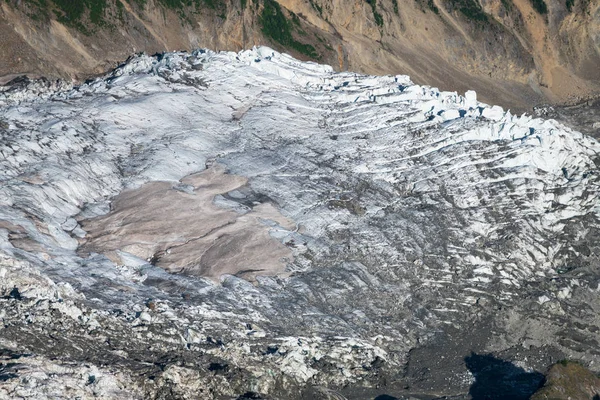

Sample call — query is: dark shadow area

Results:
[465,353,545,400]
[236,392,265,400]
[0,348,26,359]
[374,396,399,400]
[0,348,29,382]
[0,359,20,383]
[0,372,18,382]
[2,287,21,301]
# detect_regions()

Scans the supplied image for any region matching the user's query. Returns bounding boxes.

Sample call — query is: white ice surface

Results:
[1,46,599,349]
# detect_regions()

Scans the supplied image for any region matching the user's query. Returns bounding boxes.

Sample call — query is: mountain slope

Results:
[0,0,599,111]
[1,47,600,398]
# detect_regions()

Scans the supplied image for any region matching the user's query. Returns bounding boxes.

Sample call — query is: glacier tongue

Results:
[1,47,600,397]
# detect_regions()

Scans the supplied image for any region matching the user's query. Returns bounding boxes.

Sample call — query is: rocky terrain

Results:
[531,361,600,400]
[535,97,600,140]
[1,47,600,399]
[0,0,599,111]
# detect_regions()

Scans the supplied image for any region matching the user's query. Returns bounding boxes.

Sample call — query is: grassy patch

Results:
[427,0,439,14]
[315,33,333,50]
[529,0,548,14]
[366,0,383,27]
[21,0,228,34]
[309,0,323,16]
[259,0,319,58]
[415,0,440,15]
[566,0,573,11]
[448,0,488,22]
[116,0,125,21]
[26,0,51,21]
[51,0,86,23]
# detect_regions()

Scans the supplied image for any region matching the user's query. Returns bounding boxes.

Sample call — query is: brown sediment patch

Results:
[0,220,25,234]
[0,219,50,256]
[78,165,295,283]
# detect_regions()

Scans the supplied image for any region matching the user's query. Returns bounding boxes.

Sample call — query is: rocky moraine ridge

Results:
[1,48,600,399]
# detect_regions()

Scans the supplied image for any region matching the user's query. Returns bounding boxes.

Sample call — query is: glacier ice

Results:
[1,47,600,397]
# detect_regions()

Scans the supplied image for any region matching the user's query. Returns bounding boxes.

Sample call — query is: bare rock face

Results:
[0,0,599,111]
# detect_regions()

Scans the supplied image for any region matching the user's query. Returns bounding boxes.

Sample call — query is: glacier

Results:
[0,47,600,398]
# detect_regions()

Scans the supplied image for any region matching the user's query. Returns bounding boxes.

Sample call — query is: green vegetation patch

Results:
[448,0,488,22]
[309,0,323,16]
[366,0,383,27]
[529,0,548,14]
[415,0,440,15]
[427,0,439,14]
[22,0,227,34]
[48,0,108,33]
[259,0,318,58]
[501,0,513,11]
[566,0,574,11]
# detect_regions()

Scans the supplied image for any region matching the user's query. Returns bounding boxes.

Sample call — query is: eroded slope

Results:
[0,0,599,110]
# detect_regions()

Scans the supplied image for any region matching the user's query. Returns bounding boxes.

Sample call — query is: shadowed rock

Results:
[465,353,544,400]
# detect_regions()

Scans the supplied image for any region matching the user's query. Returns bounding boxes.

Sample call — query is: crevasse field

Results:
[1,47,599,399]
